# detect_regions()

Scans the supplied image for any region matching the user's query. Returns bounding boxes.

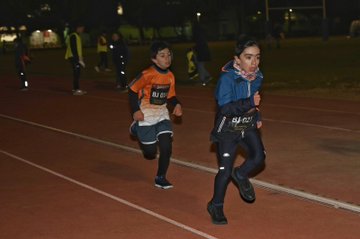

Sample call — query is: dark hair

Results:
[235,35,259,56]
[150,41,170,59]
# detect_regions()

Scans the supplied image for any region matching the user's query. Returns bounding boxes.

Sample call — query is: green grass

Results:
[1,36,359,100]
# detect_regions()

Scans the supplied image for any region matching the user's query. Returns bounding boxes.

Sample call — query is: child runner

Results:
[128,41,182,189]
[207,35,266,224]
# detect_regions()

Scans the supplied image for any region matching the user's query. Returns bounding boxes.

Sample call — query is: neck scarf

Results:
[233,61,258,81]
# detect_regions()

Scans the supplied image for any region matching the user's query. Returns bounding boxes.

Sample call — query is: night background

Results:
[1,0,360,45]
[0,3,359,236]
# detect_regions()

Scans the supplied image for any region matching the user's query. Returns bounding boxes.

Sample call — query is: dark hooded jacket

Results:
[211,60,263,141]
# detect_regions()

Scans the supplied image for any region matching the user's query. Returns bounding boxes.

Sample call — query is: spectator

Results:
[193,24,212,86]
[65,22,86,95]
[14,37,31,91]
[95,31,111,72]
[109,32,129,91]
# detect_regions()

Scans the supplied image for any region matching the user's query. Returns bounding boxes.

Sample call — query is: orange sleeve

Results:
[129,72,148,94]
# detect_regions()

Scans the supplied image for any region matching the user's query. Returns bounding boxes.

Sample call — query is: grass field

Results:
[1,36,359,100]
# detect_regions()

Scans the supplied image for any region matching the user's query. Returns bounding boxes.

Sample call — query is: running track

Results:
[1,75,359,239]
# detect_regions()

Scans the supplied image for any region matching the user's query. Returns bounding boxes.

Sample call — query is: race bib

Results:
[227,114,255,131]
[216,109,257,133]
[150,84,170,105]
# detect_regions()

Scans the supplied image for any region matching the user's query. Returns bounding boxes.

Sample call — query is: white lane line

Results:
[182,110,359,133]
[264,103,360,115]
[30,88,360,116]
[0,149,219,239]
[29,88,360,131]
[1,113,360,214]
[264,118,360,134]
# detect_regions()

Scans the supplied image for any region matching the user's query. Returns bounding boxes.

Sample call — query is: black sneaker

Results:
[154,176,173,189]
[232,169,256,203]
[207,201,228,225]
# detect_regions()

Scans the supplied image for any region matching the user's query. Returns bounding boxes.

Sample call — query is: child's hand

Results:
[257,121,262,128]
[253,91,261,106]
[172,104,182,117]
[133,110,144,121]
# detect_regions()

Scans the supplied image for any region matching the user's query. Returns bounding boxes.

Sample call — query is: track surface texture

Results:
[1,74,359,239]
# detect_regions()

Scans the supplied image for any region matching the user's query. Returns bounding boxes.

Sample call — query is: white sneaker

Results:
[94,66,100,72]
[73,89,87,96]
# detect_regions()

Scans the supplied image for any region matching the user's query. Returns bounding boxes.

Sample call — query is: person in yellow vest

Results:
[186,47,198,80]
[94,31,111,72]
[65,22,86,95]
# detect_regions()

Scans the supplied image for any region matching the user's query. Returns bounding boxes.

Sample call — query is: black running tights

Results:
[212,129,265,204]
[140,133,172,177]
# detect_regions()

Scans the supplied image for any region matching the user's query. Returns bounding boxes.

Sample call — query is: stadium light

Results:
[196,12,201,22]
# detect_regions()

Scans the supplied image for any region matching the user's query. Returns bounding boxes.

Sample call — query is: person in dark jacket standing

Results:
[14,37,31,91]
[193,24,212,86]
[207,36,266,225]
[109,32,129,91]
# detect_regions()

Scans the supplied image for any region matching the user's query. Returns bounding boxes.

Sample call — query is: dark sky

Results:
[1,0,359,30]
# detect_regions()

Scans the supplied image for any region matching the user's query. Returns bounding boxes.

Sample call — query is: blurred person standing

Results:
[65,22,86,95]
[95,31,111,72]
[109,32,129,91]
[186,47,198,80]
[14,36,31,91]
[193,24,212,86]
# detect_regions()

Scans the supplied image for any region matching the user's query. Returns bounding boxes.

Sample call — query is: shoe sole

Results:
[231,171,256,203]
[154,184,173,189]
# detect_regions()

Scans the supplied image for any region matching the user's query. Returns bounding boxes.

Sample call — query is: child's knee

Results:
[141,144,157,160]
[143,152,156,160]
[218,165,231,176]
[254,150,266,166]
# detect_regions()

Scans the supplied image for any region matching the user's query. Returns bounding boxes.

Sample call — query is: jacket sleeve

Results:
[219,98,254,117]
[167,96,181,107]
[128,89,140,114]
[215,77,255,117]
[70,35,79,61]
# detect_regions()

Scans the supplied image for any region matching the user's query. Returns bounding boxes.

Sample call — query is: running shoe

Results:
[232,168,256,203]
[73,89,87,96]
[207,201,228,225]
[154,176,173,189]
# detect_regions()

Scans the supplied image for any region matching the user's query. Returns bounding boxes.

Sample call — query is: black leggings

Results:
[212,129,266,204]
[70,58,81,90]
[97,52,108,68]
[17,66,27,88]
[139,133,172,177]
[114,61,127,87]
